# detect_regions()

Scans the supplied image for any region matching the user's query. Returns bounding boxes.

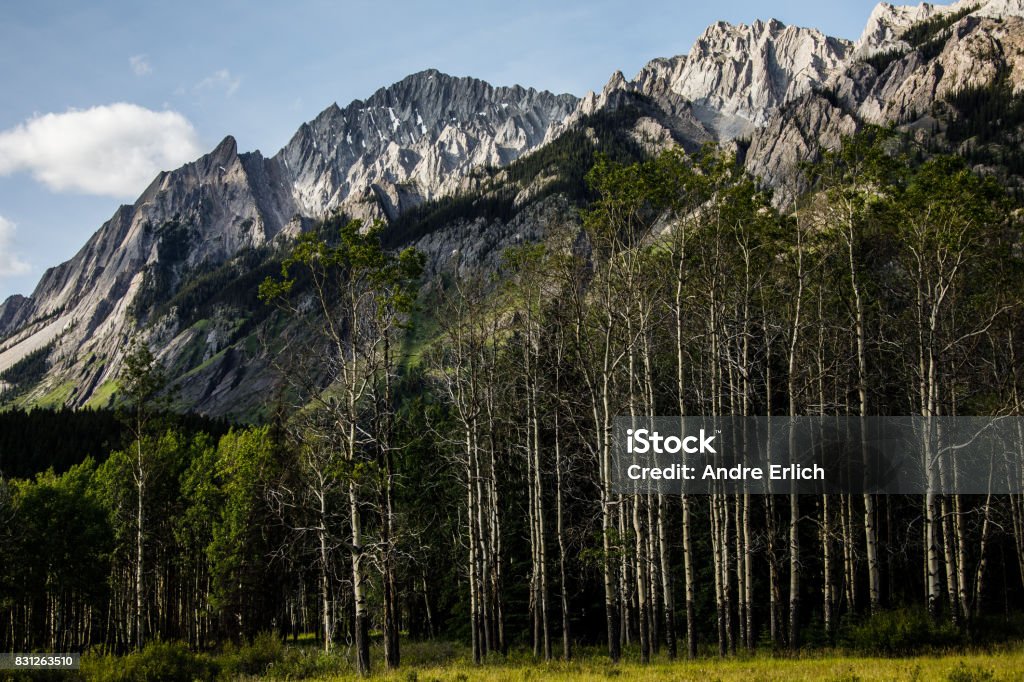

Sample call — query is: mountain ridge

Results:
[3,0,1023,415]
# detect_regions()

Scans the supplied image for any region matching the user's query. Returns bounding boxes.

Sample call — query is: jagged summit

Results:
[276,69,578,220]
[624,17,851,138]
[855,0,1024,56]
[547,15,854,146]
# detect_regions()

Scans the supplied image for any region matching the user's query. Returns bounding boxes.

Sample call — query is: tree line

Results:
[1,128,1023,675]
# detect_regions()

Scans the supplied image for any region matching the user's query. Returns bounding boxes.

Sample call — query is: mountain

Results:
[744,0,1024,201]
[277,70,578,221]
[0,72,578,415]
[2,0,1023,416]
[556,0,1024,202]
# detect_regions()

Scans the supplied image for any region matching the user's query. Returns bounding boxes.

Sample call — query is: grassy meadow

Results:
[67,638,1024,681]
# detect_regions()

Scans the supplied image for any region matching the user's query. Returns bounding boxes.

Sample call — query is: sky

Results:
[0,0,901,300]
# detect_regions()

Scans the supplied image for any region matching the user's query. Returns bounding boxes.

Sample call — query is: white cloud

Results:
[0,103,204,197]
[129,54,152,76]
[195,68,241,97]
[0,216,30,278]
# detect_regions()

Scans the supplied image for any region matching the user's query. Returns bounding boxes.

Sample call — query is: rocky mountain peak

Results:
[675,18,851,134]
[275,69,578,221]
[855,0,1024,57]
[559,16,851,142]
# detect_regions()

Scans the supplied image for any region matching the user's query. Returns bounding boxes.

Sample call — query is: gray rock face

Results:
[739,2,1024,201]
[0,135,297,410]
[276,70,578,221]
[554,18,851,143]
[666,19,852,136]
[744,94,859,203]
[553,0,1023,201]
[846,15,1024,124]
[543,69,715,151]
[0,295,28,340]
[854,0,1024,58]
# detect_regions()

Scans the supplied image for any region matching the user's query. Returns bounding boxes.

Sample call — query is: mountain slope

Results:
[3,0,1024,416]
[0,73,578,415]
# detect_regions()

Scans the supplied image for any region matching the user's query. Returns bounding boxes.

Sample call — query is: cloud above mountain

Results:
[0,103,204,198]
[0,215,30,278]
[195,69,241,97]
[129,55,152,76]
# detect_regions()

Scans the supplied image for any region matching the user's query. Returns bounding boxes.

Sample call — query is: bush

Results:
[267,646,347,679]
[841,608,961,655]
[81,641,218,682]
[220,631,285,676]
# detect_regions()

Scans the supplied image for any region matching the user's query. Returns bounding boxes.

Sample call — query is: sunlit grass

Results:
[302,640,1024,681]
[75,638,1024,680]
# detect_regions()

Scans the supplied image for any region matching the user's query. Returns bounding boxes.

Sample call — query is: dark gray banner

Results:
[611,417,1024,495]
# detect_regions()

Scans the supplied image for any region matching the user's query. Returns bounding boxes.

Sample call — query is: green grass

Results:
[400,304,442,370]
[73,640,1024,681]
[321,644,1024,681]
[28,379,76,409]
[84,379,119,409]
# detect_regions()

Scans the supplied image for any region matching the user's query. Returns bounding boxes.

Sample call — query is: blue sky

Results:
[0,0,896,300]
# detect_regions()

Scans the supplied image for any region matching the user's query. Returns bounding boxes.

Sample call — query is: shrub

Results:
[220,631,284,676]
[266,646,348,679]
[81,641,218,682]
[841,608,961,655]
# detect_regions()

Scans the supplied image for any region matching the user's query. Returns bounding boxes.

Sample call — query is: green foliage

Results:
[260,215,424,360]
[5,461,113,623]
[0,343,52,400]
[98,430,195,533]
[5,128,1024,666]
[218,631,285,676]
[502,105,647,196]
[916,34,949,62]
[0,407,229,479]
[81,641,218,682]
[206,427,280,637]
[262,217,421,307]
[841,609,962,654]
[383,192,517,248]
[900,4,978,47]
[943,74,1024,176]
[120,337,167,411]
[860,48,906,74]
[151,246,282,330]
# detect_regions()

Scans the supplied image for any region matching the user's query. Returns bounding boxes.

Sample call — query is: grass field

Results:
[355,655,1024,681]
[326,645,1024,681]
[73,639,1024,681]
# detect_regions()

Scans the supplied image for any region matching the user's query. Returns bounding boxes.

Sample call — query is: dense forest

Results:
[2,127,1024,678]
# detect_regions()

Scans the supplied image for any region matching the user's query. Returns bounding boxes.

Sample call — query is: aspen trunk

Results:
[554,409,572,660]
[349,478,369,676]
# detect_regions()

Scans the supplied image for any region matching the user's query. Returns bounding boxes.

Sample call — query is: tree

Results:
[260,216,422,674]
[117,337,167,650]
[204,427,279,643]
